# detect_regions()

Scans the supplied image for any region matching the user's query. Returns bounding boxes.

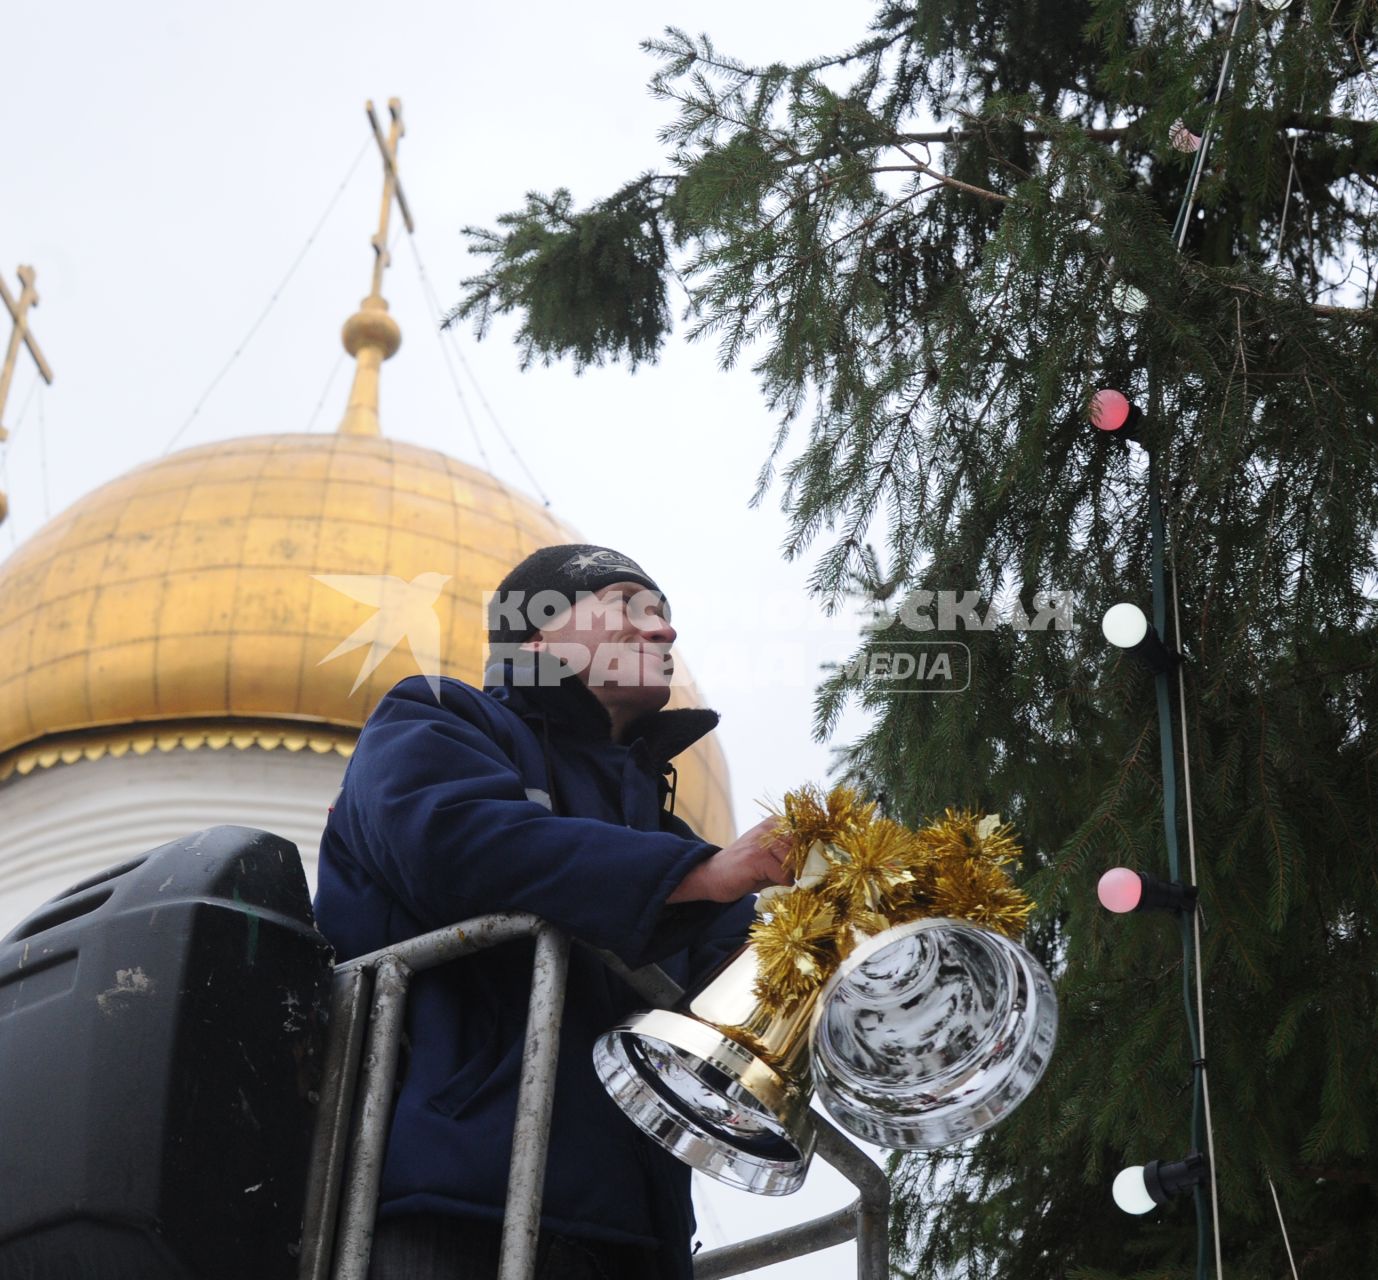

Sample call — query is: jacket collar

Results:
[483,653,720,765]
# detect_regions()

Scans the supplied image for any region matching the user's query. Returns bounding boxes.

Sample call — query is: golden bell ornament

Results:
[592,944,819,1195]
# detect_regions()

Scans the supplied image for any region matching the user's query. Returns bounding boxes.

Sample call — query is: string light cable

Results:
[1172,3,1254,249]
[162,136,373,456]
[1119,5,1278,1274]
[1144,3,1322,1273]
[1143,440,1216,1280]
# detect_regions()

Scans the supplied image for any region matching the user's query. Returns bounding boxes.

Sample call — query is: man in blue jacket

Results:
[315,544,791,1280]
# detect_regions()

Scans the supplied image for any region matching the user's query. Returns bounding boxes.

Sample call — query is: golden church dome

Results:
[0,433,735,842]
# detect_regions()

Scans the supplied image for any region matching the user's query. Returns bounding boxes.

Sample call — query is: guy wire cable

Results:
[1267,1176,1301,1280]
[303,216,405,434]
[162,136,372,456]
[1169,526,1225,1280]
[4,372,40,447]
[0,374,40,554]
[403,230,554,508]
[37,382,50,522]
[1278,98,1304,248]
[399,232,496,476]
[304,349,350,434]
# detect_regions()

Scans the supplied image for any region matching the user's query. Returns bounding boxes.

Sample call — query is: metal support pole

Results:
[855,1187,890,1280]
[693,1205,859,1278]
[692,1118,890,1280]
[582,942,684,1007]
[813,1123,890,1280]
[299,966,374,1280]
[497,925,571,1280]
[332,955,412,1280]
[304,913,888,1280]
[348,912,545,974]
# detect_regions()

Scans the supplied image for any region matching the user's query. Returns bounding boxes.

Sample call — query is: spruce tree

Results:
[450,3,1378,1276]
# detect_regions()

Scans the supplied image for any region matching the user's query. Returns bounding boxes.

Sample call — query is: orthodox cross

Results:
[365,98,415,298]
[0,265,55,524]
[337,98,415,437]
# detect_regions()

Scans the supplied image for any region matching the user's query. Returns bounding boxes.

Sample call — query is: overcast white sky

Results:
[3,2,899,1271]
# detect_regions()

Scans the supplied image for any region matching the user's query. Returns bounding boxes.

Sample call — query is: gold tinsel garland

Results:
[749,787,1034,1014]
[749,892,838,1007]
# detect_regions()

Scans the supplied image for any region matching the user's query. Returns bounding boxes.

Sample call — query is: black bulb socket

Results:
[1123,623,1181,676]
[1106,403,1144,442]
[1132,871,1198,914]
[1144,1152,1208,1206]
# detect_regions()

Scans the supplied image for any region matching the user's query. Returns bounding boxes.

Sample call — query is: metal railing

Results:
[297,912,890,1280]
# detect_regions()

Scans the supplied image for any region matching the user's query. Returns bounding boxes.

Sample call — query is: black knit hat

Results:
[486,544,663,647]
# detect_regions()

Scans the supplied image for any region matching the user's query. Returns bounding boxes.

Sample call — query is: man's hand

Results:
[666,817,794,904]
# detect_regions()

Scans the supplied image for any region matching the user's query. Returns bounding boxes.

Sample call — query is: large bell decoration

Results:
[594,790,1058,1194]
[810,916,1058,1149]
[592,943,818,1195]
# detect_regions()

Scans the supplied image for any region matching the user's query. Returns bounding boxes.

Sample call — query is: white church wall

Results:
[0,746,346,934]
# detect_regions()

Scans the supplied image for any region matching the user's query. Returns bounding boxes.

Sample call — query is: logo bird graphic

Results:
[314,573,451,700]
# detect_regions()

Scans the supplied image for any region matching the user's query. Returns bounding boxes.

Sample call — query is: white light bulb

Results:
[1102,603,1149,649]
[1113,1165,1156,1214]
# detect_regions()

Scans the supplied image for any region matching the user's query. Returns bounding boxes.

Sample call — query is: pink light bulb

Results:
[1169,119,1203,153]
[1090,389,1130,432]
[1098,867,1143,913]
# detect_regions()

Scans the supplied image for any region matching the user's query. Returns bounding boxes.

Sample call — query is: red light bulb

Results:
[1091,389,1131,432]
[1098,868,1197,914]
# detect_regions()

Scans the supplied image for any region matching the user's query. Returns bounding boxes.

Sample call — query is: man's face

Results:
[527,580,677,717]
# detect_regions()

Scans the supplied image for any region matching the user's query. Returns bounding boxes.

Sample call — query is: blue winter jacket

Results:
[313,659,753,1278]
